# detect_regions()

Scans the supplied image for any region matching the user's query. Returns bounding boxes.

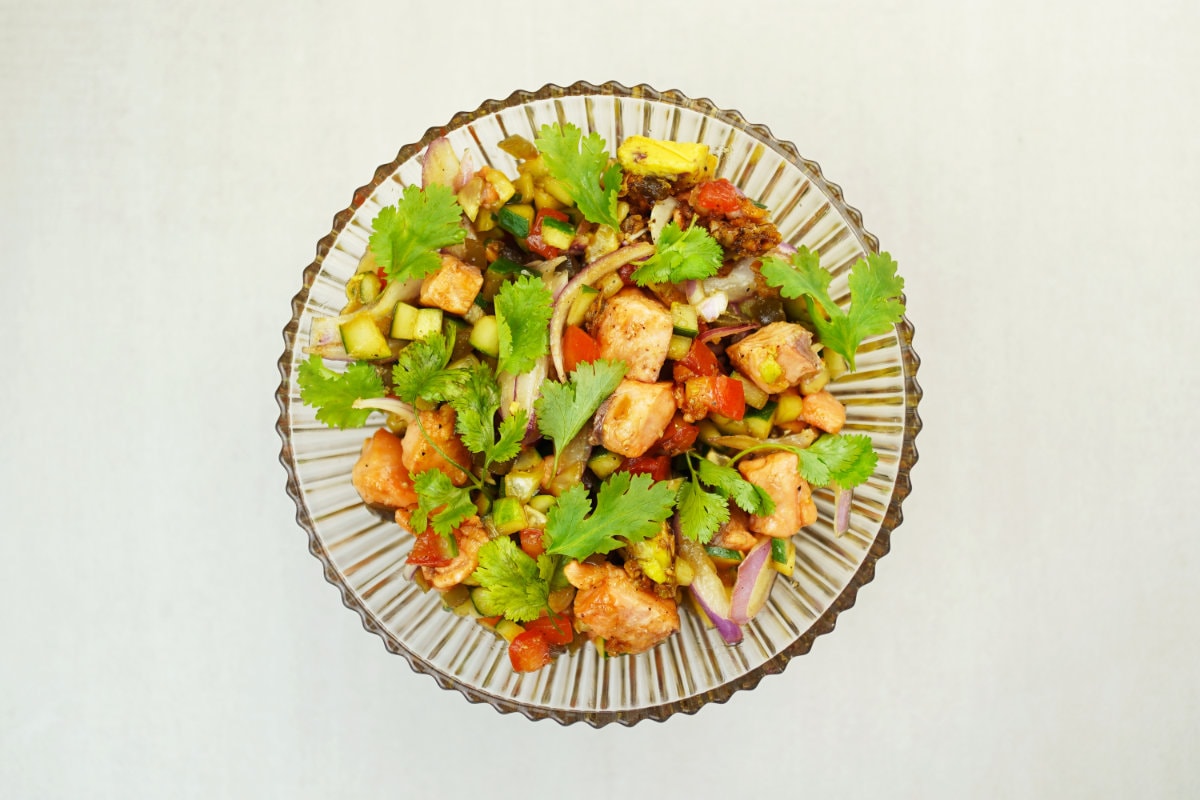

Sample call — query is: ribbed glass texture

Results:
[276,81,922,726]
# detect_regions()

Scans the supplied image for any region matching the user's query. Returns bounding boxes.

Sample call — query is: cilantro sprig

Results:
[534,123,622,228]
[675,455,776,544]
[729,433,878,490]
[469,537,553,622]
[409,469,476,538]
[494,274,553,375]
[544,472,677,561]
[369,183,466,284]
[760,247,905,371]
[535,359,627,471]
[297,355,386,429]
[390,333,464,405]
[631,221,723,285]
[449,361,527,471]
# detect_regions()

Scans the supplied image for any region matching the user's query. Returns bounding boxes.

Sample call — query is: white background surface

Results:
[3,1,1198,797]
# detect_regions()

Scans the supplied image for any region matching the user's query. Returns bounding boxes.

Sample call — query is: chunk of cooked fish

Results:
[737,451,806,538]
[593,379,677,458]
[563,561,680,655]
[420,515,489,589]
[401,405,473,486]
[419,253,484,316]
[726,321,822,395]
[351,428,418,509]
[592,288,674,382]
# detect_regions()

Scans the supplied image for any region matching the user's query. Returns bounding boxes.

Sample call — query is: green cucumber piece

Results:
[469,315,500,357]
[667,334,693,361]
[704,545,744,564]
[540,216,575,250]
[491,496,527,535]
[670,302,699,337]
[390,302,419,340]
[412,308,444,341]
[744,401,777,439]
[339,312,392,360]
[496,206,531,238]
[566,285,600,328]
[587,449,623,480]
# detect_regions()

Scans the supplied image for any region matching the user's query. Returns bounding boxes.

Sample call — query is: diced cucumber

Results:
[503,472,541,504]
[470,315,500,357]
[667,334,693,362]
[705,545,745,566]
[489,256,533,275]
[540,216,576,250]
[770,537,795,577]
[744,401,777,439]
[528,494,557,514]
[470,586,503,617]
[443,317,471,361]
[339,312,392,360]
[439,583,471,611]
[566,285,600,328]
[413,308,443,341]
[491,496,527,535]
[670,302,700,337]
[390,301,419,340]
[495,619,525,643]
[496,206,531,238]
[775,390,803,424]
[587,449,623,480]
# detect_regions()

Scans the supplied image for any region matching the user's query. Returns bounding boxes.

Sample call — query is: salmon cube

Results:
[351,428,418,509]
[401,405,474,486]
[800,389,846,434]
[726,321,822,395]
[737,451,805,538]
[594,379,676,458]
[593,288,674,382]
[419,254,483,316]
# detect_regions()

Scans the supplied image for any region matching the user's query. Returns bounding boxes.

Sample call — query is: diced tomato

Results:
[406,529,455,567]
[673,338,720,381]
[375,265,388,291]
[710,375,746,419]
[562,325,601,375]
[694,179,742,215]
[508,629,553,672]
[649,414,699,457]
[523,611,574,646]
[526,208,569,259]
[618,455,672,482]
[519,527,547,559]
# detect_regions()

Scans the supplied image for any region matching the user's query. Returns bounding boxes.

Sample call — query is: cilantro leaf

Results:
[494,274,553,375]
[535,359,627,467]
[798,434,878,489]
[369,183,466,284]
[449,361,526,469]
[534,123,622,228]
[545,472,676,561]
[631,221,724,285]
[675,480,730,544]
[695,458,776,517]
[391,333,462,405]
[409,469,476,537]
[469,537,549,622]
[297,355,386,429]
[760,247,905,371]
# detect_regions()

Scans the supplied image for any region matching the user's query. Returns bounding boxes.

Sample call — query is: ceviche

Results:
[298,125,905,672]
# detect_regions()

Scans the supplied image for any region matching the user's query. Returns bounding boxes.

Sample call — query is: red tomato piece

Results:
[519,527,547,559]
[673,338,720,381]
[525,208,570,259]
[562,325,601,375]
[618,455,672,482]
[508,630,553,672]
[649,414,699,457]
[523,611,574,646]
[694,179,742,214]
[710,375,746,420]
[406,529,455,567]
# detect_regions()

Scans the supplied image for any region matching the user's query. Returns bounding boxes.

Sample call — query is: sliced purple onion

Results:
[695,291,728,322]
[729,538,777,624]
[676,532,742,645]
[833,483,852,537]
[420,137,461,189]
[350,397,417,424]
[697,322,759,345]
[499,356,548,444]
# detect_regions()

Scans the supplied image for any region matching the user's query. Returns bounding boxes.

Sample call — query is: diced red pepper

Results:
[710,375,746,419]
[523,611,574,646]
[508,629,553,672]
[526,208,570,259]
[649,414,700,457]
[694,178,742,215]
[519,527,547,559]
[375,265,388,291]
[673,338,720,381]
[562,325,601,375]
[618,455,672,482]
[406,529,455,567]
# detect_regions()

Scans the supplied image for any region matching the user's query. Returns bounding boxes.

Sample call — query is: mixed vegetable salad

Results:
[298,124,905,672]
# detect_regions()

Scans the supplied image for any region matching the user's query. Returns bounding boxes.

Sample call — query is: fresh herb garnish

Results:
[534,123,622,229]
[674,455,776,543]
[544,471,677,561]
[390,333,463,405]
[469,537,553,622]
[409,469,476,537]
[760,247,905,371]
[449,361,527,471]
[631,221,723,285]
[730,433,879,490]
[296,355,385,429]
[494,274,553,375]
[535,358,627,470]
[369,183,467,284]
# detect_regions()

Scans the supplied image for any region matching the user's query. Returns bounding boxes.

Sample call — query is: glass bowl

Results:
[275,80,922,726]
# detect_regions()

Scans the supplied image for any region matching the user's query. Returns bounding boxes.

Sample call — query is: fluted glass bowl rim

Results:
[275,80,922,726]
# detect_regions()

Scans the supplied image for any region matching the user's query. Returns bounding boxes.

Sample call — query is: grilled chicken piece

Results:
[419,253,483,316]
[419,516,489,589]
[737,451,806,538]
[726,321,822,395]
[563,561,680,655]
[593,379,676,458]
[592,288,674,382]
[401,405,473,486]
[351,428,418,509]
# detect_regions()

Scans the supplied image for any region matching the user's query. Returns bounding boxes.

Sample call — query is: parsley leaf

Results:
[695,458,776,517]
[391,333,462,405]
[369,183,466,284]
[797,434,878,489]
[469,537,550,622]
[535,359,627,468]
[449,361,526,470]
[545,472,677,561]
[494,274,553,375]
[631,221,724,285]
[409,469,476,537]
[297,355,386,429]
[761,247,905,371]
[675,480,729,544]
[534,123,622,228]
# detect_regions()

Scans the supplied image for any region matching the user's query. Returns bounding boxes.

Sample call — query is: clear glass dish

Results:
[275,80,922,726]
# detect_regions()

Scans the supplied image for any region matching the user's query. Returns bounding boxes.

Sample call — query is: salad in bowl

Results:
[296,124,905,672]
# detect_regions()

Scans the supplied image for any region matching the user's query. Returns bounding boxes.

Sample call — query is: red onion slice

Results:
[729,538,777,624]
[676,534,742,645]
[833,483,852,537]
[421,137,461,189]
[697,322,759,344]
